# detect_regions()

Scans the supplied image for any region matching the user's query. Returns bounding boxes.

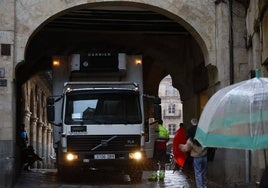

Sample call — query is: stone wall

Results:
[0,0,16,187]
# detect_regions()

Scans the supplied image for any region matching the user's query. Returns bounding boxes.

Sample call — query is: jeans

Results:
[193,155,208,188]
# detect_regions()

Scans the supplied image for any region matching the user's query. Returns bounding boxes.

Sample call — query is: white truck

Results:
[47,53,161,181]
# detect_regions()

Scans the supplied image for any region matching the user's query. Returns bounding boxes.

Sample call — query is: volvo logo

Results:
[91,136,117,151]
[101,140,108,146]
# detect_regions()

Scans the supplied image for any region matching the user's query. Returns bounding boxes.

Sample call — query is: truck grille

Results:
[67,135,140,152]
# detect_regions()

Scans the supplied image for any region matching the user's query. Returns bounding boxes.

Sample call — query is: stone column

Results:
[29,116,38,168]
[37,122,43,168]
[47,126,53,168]
[42,124,47,168]
[29,117,38,149]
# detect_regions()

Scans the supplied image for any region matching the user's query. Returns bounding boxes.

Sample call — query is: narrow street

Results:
[15,168,223,188]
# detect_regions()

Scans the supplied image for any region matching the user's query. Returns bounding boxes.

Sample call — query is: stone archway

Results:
[15,1,218,103]
[15,0,215,68]
[15,0,217,178]
[15,1,214,153]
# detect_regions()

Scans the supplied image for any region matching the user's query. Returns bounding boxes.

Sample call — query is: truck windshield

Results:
[64,90,142,125]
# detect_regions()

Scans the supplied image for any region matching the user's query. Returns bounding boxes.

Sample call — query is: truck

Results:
[47,53,161,181]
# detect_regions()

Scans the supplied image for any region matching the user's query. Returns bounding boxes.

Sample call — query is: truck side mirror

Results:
[154,104,162,121]
[153,97,162,121]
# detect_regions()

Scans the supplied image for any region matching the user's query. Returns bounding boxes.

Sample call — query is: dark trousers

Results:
[154,149,166,170]
[23,155,42,170]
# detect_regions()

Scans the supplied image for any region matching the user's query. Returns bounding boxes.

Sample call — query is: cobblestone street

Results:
[15,168,223,188]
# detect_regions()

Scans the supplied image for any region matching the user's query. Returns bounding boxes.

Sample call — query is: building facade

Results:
[159,75,183,139]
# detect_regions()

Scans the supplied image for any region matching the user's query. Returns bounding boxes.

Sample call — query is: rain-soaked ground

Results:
[15,167,224,188]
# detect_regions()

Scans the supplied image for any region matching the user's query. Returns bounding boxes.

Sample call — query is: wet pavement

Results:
[15,168,224,188]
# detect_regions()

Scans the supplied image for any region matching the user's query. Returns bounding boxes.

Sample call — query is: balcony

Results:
[163,109,181,118]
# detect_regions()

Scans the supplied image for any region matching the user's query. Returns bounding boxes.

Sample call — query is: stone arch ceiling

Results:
[16,1,213,99]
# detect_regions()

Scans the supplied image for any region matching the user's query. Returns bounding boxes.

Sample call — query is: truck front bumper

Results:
[58,151,147,170]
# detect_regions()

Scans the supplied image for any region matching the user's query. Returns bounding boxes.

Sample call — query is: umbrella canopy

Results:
[195,77,268,150]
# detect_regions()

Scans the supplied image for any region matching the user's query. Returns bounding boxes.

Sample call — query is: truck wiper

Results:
[119,118,130,124]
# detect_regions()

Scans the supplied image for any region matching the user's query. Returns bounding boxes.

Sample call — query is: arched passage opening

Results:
[15,2,209,173]
[16,2,209,95]
[158,74,183,138]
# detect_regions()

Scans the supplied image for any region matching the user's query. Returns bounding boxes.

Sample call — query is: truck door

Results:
[143,96,159,158]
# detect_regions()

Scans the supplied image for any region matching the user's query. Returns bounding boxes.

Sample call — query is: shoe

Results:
[159,171,165,181]
[148,171,158,181]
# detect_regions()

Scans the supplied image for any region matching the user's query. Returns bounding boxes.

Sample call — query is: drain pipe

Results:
[228,0,234,85]
[229,0,250,184]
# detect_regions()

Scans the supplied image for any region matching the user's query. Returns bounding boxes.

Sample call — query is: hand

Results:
[179,144,186,152]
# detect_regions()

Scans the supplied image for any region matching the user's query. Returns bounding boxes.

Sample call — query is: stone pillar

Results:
[29,117,38,148]
[42,124,47,168]
[37,122,43,168]
[29,116,38,168]
[47,126,52,168]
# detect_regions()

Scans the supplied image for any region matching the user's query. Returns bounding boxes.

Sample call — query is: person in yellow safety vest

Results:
[158,121,169,139]
[150,120,169,181]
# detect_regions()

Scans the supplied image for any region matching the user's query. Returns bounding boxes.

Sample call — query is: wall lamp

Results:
[135,58,142,65]
[52,57,60,67]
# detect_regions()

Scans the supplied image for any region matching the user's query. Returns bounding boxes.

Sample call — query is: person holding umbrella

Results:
[179,138,208,188]
[185,118,198,167]
[187,118,198,139]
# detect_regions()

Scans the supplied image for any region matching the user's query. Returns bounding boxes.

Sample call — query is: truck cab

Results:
[47,53,161,181]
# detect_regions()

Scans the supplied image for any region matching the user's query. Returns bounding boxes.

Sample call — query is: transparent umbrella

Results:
[195,76,268,151]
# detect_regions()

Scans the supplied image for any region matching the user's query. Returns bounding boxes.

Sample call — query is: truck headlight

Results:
[66,153,78,161]
[129,151,142,160]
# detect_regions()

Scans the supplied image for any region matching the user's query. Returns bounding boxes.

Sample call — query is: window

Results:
[168,103,175,114]
[168,124,177,135]
[64,90,142,124]
[1,44,11,56]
